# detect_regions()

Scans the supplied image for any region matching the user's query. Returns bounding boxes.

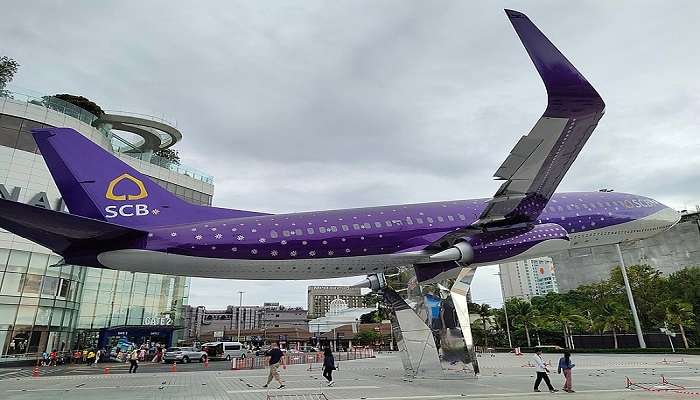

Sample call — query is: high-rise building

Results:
[499,257,559,301]
[552,210,700,292]
[307,286,364,318]
[0,87,214,357]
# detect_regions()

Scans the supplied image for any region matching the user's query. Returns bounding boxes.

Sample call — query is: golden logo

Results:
[105,174,148,201]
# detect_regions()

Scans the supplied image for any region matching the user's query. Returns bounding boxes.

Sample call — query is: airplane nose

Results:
[658,206,681,231]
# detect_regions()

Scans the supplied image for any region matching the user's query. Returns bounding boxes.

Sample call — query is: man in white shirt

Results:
[533,350,557,392]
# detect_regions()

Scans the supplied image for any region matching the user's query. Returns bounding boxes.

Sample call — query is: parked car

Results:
[201,341,250,360]
[163,347,207,363]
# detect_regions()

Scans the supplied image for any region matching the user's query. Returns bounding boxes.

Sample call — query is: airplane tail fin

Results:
[31,127,264,229]
[0,198,146,259]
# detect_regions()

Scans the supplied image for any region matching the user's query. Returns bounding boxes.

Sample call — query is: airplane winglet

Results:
[505,9,605,117]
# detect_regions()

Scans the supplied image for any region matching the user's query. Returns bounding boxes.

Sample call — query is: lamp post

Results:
[494,272,513,349]
[237,291,245,342]
[616,244,646,348]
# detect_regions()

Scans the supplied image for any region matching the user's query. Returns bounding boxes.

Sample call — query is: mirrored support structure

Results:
[382,266,479,379]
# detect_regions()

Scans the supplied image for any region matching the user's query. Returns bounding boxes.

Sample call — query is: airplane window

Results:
[437,216,444,222]
[307,228,314,234]
[362,223,371,229]
[342,225,349,231]
[427,217,434,223]
[270,230,279,238]
[447,215,454,222]
[458,214,466,221]
[283,230,291,237]
[405,217,413,225]
[353,224,360,230]
[385,221,392,227]
[295,229,303,235]
[416,218,424,224]
[319,227,326,233]
[330,226,338,232]
[375,222,382,228]
[391,220,403,226]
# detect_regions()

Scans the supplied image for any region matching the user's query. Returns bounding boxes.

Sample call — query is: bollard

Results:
[170,361,177,373]
[232,358,238,370]
[103,367,110,375]
[32,366,39,378]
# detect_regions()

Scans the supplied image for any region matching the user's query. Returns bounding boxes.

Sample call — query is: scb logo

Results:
[104,174,152,218]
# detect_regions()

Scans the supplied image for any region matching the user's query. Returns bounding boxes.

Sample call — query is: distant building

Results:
[552,210,700,292]
[499,257,559,300]
[183,305,206,343]
[307,286,365,318]
[308,298,376,334]
[262,303,308,330]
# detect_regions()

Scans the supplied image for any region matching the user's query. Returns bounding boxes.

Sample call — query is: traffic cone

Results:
[32,366,39,378]
[103,367,110,375]
[170,362,177,373]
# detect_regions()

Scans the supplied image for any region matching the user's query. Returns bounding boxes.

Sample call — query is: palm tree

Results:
[472,304,492,347]
[665,301,695,349]
[548,302,587,349]
[595,303,630,349]
[508,298,535,347]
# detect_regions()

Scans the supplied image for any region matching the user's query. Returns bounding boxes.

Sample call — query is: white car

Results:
[163,347,207,363]
[201,341,250,360]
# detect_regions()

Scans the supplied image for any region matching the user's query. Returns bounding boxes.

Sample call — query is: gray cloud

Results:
[1,1,698,307]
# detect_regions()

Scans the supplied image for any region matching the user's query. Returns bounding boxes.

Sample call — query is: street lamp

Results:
[237,291,245,342]
[493,272,513,349]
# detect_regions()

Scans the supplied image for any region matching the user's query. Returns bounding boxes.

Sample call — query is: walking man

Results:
[322,347,336,386]
[533,350,557,393]
[262,343,286,389]
[128,348,139,373]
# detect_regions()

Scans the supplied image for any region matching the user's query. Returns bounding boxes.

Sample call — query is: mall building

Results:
[0,87,214,359]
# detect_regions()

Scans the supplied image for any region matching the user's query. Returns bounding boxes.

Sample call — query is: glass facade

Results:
[0,104,212,358]
[0,249,83,355]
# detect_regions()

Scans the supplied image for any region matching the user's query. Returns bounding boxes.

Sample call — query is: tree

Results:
[353,330,381,345]
[667,267,700,339]
[508,298,535,347]
[664,300,695,349]
[472,303,492,347]
[52,94,105,117]
[155,148,181,165]
[0,56,19,96]
[609,264,668,329]
[594,303,630,349]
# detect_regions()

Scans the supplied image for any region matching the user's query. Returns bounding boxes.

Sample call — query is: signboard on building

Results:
[214,331,224,339]
[143,316,173,326]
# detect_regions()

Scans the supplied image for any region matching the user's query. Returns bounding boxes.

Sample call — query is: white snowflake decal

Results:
[328,250,334,256]
[309,251,316,256]
[151,209,160,215]
[215,233,223,239]
[259,238,266,243]
[170,232,177,237]
[195,235,203,240]
[211,227,217,231]
[345,248,351,253]
[211,246,216,250]
[271,250,278,256]
[322,240,327,245]
[341,238,346,242]
[281,240,287,245]
[231,228,237,232]
[290,250,297,257]
[251,249,258,254]
[237,235,245,241]
[251,229,257,233]
[231,247,237,252]
[191,228,197,232]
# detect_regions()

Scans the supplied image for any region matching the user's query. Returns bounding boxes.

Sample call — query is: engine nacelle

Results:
[428,223,569,265]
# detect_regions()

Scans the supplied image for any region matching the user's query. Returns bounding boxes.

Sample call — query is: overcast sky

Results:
[2,1,698,308]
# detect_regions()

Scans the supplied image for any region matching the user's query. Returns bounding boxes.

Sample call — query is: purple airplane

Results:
[0,10,680,283]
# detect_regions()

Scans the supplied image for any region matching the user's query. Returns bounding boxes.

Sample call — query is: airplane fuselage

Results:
[96,191,680,279]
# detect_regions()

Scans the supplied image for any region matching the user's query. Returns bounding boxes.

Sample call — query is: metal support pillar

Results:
[616,243,646,348]
[381,266,479,379]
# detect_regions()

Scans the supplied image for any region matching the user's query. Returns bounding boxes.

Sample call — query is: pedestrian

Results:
[41,351,49,367]
[262,342,286,389]
[139,346,146,362]
[322,347,336,387]
[94,349,101,366]
[87,349,95,364]
[558,351,576,393]
[128,348,139,373]
[49,349,58,366]
[532,350,557,393]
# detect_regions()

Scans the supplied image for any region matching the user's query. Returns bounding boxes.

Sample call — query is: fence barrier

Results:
[232,349,375,371]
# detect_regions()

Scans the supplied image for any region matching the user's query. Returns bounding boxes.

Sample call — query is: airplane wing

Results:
[474,10,605,228]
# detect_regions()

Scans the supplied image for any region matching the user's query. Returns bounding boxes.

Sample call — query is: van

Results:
[201,341,249,360]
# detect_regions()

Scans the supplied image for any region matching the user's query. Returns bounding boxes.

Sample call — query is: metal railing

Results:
[231,349,376,371]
